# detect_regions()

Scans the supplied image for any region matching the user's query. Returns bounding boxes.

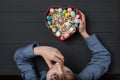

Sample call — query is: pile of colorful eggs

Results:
[45,7,81,40]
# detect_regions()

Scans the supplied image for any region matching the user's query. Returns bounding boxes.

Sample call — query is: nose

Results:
[55,63,64,75]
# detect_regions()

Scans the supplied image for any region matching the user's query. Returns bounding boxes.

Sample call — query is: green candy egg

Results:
[62,10,67,15]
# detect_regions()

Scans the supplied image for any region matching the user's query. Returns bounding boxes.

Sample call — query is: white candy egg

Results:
[69,27,74,32]
[64,22,71,28]
[74,19,80,23]
[55,31,61,37]
[52,27,57,33]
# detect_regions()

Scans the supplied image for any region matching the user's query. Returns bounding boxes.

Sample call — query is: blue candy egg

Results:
[75,23,78,28]
[47,21,51,25]
[58,8,62,13]
[70,11,76,17]
[46,15,51,20]
[74,19,80,23]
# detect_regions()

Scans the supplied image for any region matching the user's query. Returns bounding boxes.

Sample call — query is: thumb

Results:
[79,18,82,24]
[78,19,82,29]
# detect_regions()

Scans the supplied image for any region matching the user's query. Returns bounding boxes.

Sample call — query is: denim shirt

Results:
[14,34,111,80]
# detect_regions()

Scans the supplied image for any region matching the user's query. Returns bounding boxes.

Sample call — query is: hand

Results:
[34,46,64,68]
[78,11,89,38]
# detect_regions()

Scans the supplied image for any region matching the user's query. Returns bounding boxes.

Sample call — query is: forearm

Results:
[85,34,111,68]
[14,43,39,80]
[78,34,111,80]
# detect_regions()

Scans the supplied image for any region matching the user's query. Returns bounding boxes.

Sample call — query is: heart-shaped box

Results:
[45,6,82,41]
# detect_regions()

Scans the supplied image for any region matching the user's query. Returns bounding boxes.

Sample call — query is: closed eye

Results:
[51,73,58,79]
[65,71,72,74]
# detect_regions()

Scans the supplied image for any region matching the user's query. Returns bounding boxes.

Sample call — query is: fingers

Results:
[45,55,64,69]
[79,10,85,21]
[54,56,64,64]
[56,54,64,62]
[79,18,82,23]
[41,46,65,69]
[54,49,64,62]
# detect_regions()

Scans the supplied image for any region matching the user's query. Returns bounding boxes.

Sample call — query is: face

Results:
[46,63,73,80]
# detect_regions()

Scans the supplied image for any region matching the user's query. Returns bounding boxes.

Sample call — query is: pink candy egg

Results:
[60,36,65,40]
[64,33,70,39]
[75,14,80,19]
[50,8,54,13]
[67,8,72,12]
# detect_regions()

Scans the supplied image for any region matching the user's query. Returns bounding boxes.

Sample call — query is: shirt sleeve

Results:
[14,43,39,80]
[77,34,111,80]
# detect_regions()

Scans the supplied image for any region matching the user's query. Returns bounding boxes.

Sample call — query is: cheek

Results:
[64,67,73,73]
[46,69,55,80]
[46,74,52,80]
[46,71,52,80]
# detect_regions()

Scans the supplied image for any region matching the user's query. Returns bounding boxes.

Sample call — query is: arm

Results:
[14,43,39,80]
[77,34,111,80]
[14,43,64,80]
[77,11,111,80]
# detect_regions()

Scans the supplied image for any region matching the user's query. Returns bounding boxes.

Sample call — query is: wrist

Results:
[34,46,43,56]
[81,31,90,39]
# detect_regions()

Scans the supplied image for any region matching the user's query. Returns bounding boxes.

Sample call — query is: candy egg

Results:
[69,27,74,32]
[47,21,51,25]
[55,8,58,12]
[67,8,72,12]
[75,23,79,28]
[74,19,80,23]
[70,11,76,17]
[55,31,61,37]
[75,14,80,19]
[50,8,54,13]
[49,25,53,29]
[52,27,57,33]
[64,22,71,28]
[60,36,65,40]
[65,12,70,17]
[64,33,70,39]
[59,18,64,24]
[46,15,51,20]
[58,8,62,13]
[62,10,67,15]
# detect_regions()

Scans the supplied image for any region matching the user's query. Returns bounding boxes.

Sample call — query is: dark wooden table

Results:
[0,0,120,79]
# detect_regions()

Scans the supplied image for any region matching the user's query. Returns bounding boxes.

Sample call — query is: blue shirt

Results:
[14,34,111,80]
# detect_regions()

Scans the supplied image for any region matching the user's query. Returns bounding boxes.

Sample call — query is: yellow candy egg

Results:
[65,12,70,17]
[49,25,53,29]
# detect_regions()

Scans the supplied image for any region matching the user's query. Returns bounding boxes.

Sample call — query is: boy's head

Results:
[46,63,78,80]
